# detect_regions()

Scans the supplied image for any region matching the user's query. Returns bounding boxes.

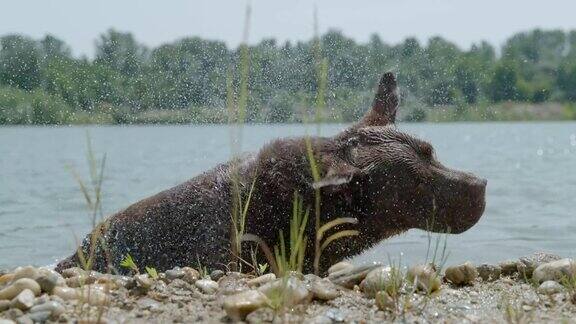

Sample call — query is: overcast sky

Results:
[1,0,575,57]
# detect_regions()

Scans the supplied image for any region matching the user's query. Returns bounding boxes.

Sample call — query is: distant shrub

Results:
[0,86,72,124]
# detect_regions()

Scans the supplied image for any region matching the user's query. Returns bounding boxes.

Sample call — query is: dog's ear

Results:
[313,156,360,190]
[357,72,399,127]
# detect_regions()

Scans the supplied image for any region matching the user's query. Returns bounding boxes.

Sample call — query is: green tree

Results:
[0,35,41,90]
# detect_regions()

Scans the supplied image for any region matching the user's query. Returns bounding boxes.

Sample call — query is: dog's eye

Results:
[420,144,434,160]
[347,137,360,147]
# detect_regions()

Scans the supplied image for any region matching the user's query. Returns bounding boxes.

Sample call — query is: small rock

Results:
[0,299,10,311]
[14,316,32,324]
[27,311,51,323]
[328,263,382,289]
[223,290,270,321]
[0,273,15,285]
[538,280,564,295]
[210,270,225,281]
[499,260,518,276]
[136,297,161,311]
[304,274,322,282]
[65,272,99,288]
[375,291,396,311]
[328,262,354,275]
[246,307,275,324]
[181,267,200,284]
[30,300,65,318]
[0,279,41,300]
[77,286,110,306]
[52,287,78,300]
[113,275,136,289]
[165,267,185,281]
[518,252,562,279]
[10,289,35,311]
[195,279,219,294]
[476,264,501,282]
[12,267,39,281]
[0,320,15,324]
[310,278,340,301]
[306,315,333,324]
[324,308,346,322]
[532,258,576,284]
[444,262,478,286]
[258,277,312,307]
[60,267,85,279]
[360,266,402,298]
[35,273,61,294]
[407,264,441,293]
[134,274,154,290]
[247,274,276,287]
[3,308,23,320]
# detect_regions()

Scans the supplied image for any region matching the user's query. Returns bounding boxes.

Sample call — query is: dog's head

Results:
[317,72,486,235]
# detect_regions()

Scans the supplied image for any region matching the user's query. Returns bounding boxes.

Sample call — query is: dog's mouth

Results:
[424,175,487,234]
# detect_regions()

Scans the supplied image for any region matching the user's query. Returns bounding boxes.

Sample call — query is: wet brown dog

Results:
[56,72,486,274]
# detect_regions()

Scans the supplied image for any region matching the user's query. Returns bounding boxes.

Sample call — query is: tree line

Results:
[1,28,576,124]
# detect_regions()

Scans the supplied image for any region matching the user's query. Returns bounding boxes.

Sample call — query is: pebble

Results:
[165,267,185,281]
[247,273,276,287]
[134,274,154,290]
[27,311,51,323]
[476,264,501,282]
[407,264,441,293]
[10,289,36,310]
[65,272,99,288]
[533,258,576,284]
[0,299,10,311]
[15,316,32,324]
[375,291,396,311]
[0,279,41,300]
[324,308,346,322]
[181,267,200,284]
[0,320,15,324]
[498,260,518,276]
[35,273,61,294]
[518,252,562,279]
[245,307,275,324]
[444,262,478,286]
[52,287,78,300]
[60,267,85,279]
[12,267,39,281]
[327,261,354,275]
[210,270,225,281]
[310,278,340,300]
[136,297,161,311]
[258,277,312,307]
[359,266,401,298]
[77,286,111,306]
[195,279,219,294]
[223,290,270,321]
[538,280,564,295]
[2,308,23,320]
[0,273,15,285]
[29,300,65,317]
[328,263,382,289]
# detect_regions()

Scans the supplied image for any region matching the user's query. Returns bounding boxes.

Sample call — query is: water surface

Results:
[1,122,575,269]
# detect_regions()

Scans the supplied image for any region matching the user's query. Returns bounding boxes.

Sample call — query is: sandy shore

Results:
[1,253,576,323]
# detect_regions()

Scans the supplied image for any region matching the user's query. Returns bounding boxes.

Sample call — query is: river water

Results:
[1,122,575,269]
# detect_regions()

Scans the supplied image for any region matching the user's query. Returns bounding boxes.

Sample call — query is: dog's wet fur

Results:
[56,73,486,274]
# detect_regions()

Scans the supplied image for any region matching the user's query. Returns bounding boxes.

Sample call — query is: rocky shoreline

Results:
[1,253,576,323]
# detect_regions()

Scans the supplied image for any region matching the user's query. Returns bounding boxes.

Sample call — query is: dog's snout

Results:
[475,177,487,188]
